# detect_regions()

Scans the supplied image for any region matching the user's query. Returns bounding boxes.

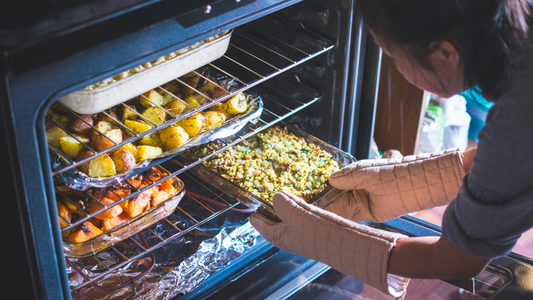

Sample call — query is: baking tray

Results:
[51,95,263,190]
[59,31,232,114]
[60,171,186,258]
[182,124,356,220]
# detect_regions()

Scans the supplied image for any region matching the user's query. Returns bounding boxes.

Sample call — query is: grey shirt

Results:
[441,47,533,259]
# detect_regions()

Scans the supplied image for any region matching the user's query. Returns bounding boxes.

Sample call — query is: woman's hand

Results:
[325,148,466,223]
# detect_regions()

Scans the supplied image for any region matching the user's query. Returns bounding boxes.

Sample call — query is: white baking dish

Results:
[59,31,232,114]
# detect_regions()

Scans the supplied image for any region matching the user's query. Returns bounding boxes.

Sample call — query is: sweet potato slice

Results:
[102,212,131,232]
[159,178,174,193]
[68,221,103,243]
[87,197,123,220]
[57,203,72,228]
[124,189,152,218]
[151,190,170,207]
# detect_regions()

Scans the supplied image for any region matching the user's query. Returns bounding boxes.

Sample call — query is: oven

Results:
[2,0,533,299]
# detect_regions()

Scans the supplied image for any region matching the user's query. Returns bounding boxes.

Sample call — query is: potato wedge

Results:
[223,92,247,114]
[112,147,136,173]
[181,76,201,97]
[47,126,67,148]
[124,119,153,134]
[203,111,226,130]
[96,111,119,124]
[165,99,188,116]
[141,107,166,125]
[177,113,204,137]
[88,154,116,177]
[136,145,163,162]
[76,150,94,174]
[198,81,216,98]
[69,115,93,135]
[140,90,165,108]
[48,113,70,128]
[122,105,138,122]
[115,143,137,161]
[59,136,84,158]
[159,126,189,150]
[139,132,162,147]
[183,96,201,108]
[92,128,122,152]
[91,120,113,138]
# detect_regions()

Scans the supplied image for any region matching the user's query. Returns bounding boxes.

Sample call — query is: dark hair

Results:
[358,0,533,100]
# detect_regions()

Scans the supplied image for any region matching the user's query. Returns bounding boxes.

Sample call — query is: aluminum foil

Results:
[51,96,263,190]
[69,203,259,300]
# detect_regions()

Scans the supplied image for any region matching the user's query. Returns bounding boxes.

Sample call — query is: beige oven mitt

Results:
[327,148,465,223]
[250,191,410,299]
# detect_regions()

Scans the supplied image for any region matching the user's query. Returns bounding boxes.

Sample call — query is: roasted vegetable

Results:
[102,212,131,231]
[124,119,153,134]
[47,126,67,148]
[136,145,163,162]
[140,90,166,108]
[151,190,170,207]
[124,188,152,218]
[165,99,188,117]
[88,154,116,177]
[115,143,137,160]
[59,135,89,158]
[139,132,162,147]
[183,95,201,108]
[223,92,247,114]
[92,128,122,152]
[122,105,138,122]
[68,221,103,243]
[91,120,113,137]
[159,126,189,150]
[96,111,119,124]
[181,76,201,97]
[88,197,123,220]
[76,150,94,174]
[177,113,204,137]
[57,202,72,228]
[112,147,136,173]
[69,114,93,135]
[203,111,226,130]
[141,107,166,125]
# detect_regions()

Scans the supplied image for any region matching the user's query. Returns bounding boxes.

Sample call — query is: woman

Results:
[250,0,533,298]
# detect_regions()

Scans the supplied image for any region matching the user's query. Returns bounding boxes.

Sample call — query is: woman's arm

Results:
[388,235,489,279]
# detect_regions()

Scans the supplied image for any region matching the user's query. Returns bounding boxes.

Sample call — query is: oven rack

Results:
[66,171,251,291]
[58,85,320,232]
[50,19,335,175]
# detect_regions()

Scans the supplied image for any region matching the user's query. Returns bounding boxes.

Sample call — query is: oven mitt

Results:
[327,148,465,223]
[250,191,410,299]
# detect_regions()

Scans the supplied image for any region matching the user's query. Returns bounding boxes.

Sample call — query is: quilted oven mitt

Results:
[250,191,410,299]
[326,148,465,223]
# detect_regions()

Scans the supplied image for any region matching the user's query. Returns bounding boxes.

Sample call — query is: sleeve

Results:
[441,91,533,258]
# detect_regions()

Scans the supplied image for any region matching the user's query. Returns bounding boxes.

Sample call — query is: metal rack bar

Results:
[51,25,334,175]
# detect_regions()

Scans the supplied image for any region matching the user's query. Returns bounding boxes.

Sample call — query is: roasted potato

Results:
[96,111,119,124]
[69,114,94,135]
[183,96,201,108]
[76,150,94,174]
[165,99,188,117]
[91,120,113,137]
[47,126,67,148]
[88,154,116,177]
[122,105,138,122]
[203,111,226,130]
[178,113,204,137]
[59,135,89,158]
[139,132,162,147]
[92,128,122,152]
[136,145,163,162]
[115,143,137,161]
[159,126,189,150]
[48,113,70,128]
[124,119,153,134]
[198,81,216,98]
[181,76,201,97]
[140,90,165,108]
[223,92,247,114]
[141,107,166,125]
[112,147,136,173]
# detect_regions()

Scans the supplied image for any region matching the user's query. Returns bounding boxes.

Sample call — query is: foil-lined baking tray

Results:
[182,123,356,220]
[51,96,263,190]
[59,30,233,114]
[61,173,186,258]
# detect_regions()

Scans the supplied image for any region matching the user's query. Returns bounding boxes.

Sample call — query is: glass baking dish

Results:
[181,124,356,220]
[59,170,185,258]
[59,30,233,114]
